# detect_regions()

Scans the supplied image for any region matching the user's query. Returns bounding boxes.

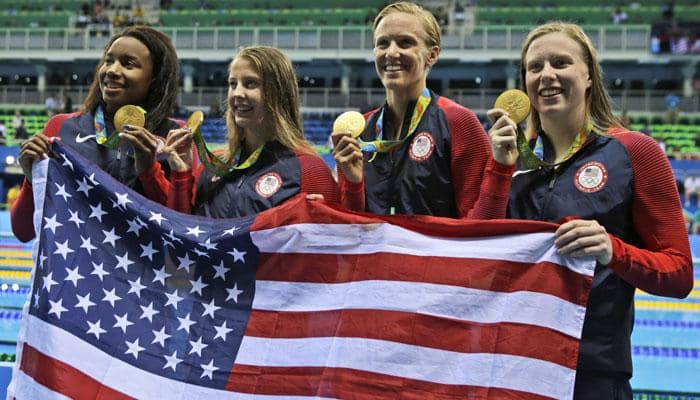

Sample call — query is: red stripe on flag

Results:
[252,195,559,238]
[245,309,579,369]
[257,253,592,307]
[226,364,553,399]
[19,343,133,400]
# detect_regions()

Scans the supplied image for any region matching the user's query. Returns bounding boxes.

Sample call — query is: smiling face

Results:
[98,36,153,114]
[227,56,266,134]
[524,32,592,124]
[373,12,439,98]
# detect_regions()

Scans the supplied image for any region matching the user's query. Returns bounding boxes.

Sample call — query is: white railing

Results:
[0,85,697,113]
[0,25,652,58]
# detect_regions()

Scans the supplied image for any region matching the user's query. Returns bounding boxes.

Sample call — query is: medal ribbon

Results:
[191,130,264,177]
[361,87,432,158]
[518,122,590,170]
[93,105,131,149]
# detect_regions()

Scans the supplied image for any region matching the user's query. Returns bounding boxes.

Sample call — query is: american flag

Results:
[10,140,595,400]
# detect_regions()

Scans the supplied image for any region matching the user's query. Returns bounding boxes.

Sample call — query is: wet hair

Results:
[373,1,441,48]
[82,25,180,133]
[224,46,314,160]
[520,22,620,136]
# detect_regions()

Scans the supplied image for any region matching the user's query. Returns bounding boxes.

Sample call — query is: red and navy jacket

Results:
[11,111,182,242]
[507,129,692,380]
[168,141,339,218]
[339,90,514,218]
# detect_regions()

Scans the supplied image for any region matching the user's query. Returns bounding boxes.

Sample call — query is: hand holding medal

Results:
[489,89,541,169]
[331,111,366,183]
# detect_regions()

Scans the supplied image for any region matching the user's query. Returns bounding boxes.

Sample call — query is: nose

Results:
[385,41,401,58]
[539,62,556,82]
[105,61,122,77]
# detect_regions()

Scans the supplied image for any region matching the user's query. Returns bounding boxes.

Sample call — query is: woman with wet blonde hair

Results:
[488,22,692,399]
[162,46,339,218]
[332,1,513,218]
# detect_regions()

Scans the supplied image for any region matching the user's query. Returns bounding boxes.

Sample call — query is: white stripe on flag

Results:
[253,279,586,339]
[21,315,334,400]
[10,369,72,400]
[236,336,575,400]
[251,223,594,277]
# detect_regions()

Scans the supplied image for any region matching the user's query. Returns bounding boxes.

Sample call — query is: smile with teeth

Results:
[385,64,403,72]
[539,88,563,97]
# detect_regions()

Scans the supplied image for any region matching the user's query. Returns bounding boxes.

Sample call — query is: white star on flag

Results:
[152,326,171,347]
[80,236,97,255]
[162,351,181,372]
[101,228,121,247]
[68,210,85,228]
[148,211,166,225]
[102,288,121,307]
[140,302,159,323]
[48,299,68,319]
[186,225,205,238]
[54,183,72,201]
[91,262,109,281]
[74,293,96,313]
[177,313,196,333]
[200,360,218,380]
[88,203,107,222]
[229,248,247,263]
[226,283,244,303]
[44,214,62,234]
[113,192,132,211]
[53,240,74,260]
[113,313,133,333]
[65,266,84,287]
[124,338,145,359]
[139,242,159,260]
[86,320,106,339]
[188,336,207,357]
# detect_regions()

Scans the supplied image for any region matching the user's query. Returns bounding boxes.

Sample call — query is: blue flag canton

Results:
[30,141,259,389]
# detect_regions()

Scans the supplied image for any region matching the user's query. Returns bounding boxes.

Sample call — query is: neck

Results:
[242,129,269,153]
[385,85,425,139]
[540,112,587,163]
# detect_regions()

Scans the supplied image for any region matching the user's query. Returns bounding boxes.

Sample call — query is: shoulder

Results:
[44,112,81,136]
[608,128,663,153]
[294,150,328,168]
[434,96,481,127]
[606,128,668,166]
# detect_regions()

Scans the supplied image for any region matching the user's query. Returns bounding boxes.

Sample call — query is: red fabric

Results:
[438,97,515,219]
[607,131,693,298]
[136,118,193,206]
[338,170,365,211]
[296,151,340,204]
[11,113,74,243]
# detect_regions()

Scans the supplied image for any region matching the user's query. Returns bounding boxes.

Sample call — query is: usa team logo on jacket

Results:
[255,172,283,198]
[409,132,435,162]
[574,161,608,193]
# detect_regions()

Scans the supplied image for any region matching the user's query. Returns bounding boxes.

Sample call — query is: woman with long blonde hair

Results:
[162,46,339,217]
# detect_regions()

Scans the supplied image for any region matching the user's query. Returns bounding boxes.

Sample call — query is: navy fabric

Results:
[195,142,303,219]
[508,132,639,383]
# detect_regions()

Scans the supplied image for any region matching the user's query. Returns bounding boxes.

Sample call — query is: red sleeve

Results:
[338,169,365,211]
[10,114,72,242]
[298,152,340,204]
[10,180,35,242]
[441,99,515,219]
[139,162,170,205]
[167,162,203,214]
[607,131,693,298]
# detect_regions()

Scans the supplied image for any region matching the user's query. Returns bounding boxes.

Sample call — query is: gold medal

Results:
[494,89,530,123]
[187,110,204,134]
[114,105,146,131]
[333,111,366,138]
